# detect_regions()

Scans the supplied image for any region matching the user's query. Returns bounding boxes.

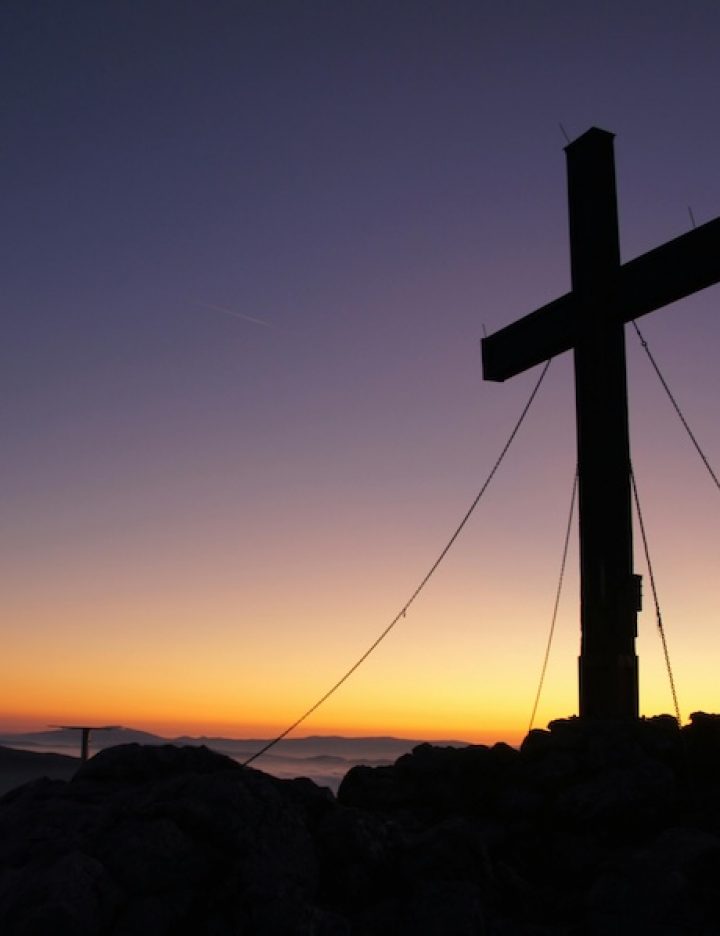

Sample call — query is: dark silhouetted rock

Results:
[2,720,720,934]
[74,742,238,783]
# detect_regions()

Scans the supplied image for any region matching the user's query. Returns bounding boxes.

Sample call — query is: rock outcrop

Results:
[0,746,78,796]
[2,714,720,934]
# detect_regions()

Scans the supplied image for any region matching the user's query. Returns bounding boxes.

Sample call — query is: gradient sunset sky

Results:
[3,2,719,743]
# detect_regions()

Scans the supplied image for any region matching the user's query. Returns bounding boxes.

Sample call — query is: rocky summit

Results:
[2,714,720,935]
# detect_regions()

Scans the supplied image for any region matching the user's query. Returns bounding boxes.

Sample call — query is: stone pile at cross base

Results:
[2,714,720,935]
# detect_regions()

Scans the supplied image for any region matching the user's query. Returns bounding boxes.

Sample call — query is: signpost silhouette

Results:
[482,128,720,719]
[52,725,121,762]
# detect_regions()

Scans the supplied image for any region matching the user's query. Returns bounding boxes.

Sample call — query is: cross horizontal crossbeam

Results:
[483,216,720,382]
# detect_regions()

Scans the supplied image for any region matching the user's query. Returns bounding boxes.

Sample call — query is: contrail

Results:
[196,302,276,330]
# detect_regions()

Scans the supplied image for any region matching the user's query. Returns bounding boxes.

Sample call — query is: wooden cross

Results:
[482,128,720,719]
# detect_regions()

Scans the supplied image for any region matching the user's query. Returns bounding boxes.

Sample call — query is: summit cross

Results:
[482,127,720,719]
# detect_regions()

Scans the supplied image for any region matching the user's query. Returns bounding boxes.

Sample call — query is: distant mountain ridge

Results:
[0,728,471,793]
[0,727,469,758]
[0,727,162,750]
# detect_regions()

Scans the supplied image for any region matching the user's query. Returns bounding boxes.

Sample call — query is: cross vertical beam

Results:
[567,129,638,718]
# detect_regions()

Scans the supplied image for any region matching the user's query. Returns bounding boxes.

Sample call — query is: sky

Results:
[2,1,719,744]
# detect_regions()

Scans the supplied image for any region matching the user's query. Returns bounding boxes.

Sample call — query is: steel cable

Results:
[242,359,552,767]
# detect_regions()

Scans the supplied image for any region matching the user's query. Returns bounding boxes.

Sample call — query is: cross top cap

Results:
[564,126,615,153]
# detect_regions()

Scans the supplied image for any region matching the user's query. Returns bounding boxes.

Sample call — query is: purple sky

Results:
[2,2,719,737]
